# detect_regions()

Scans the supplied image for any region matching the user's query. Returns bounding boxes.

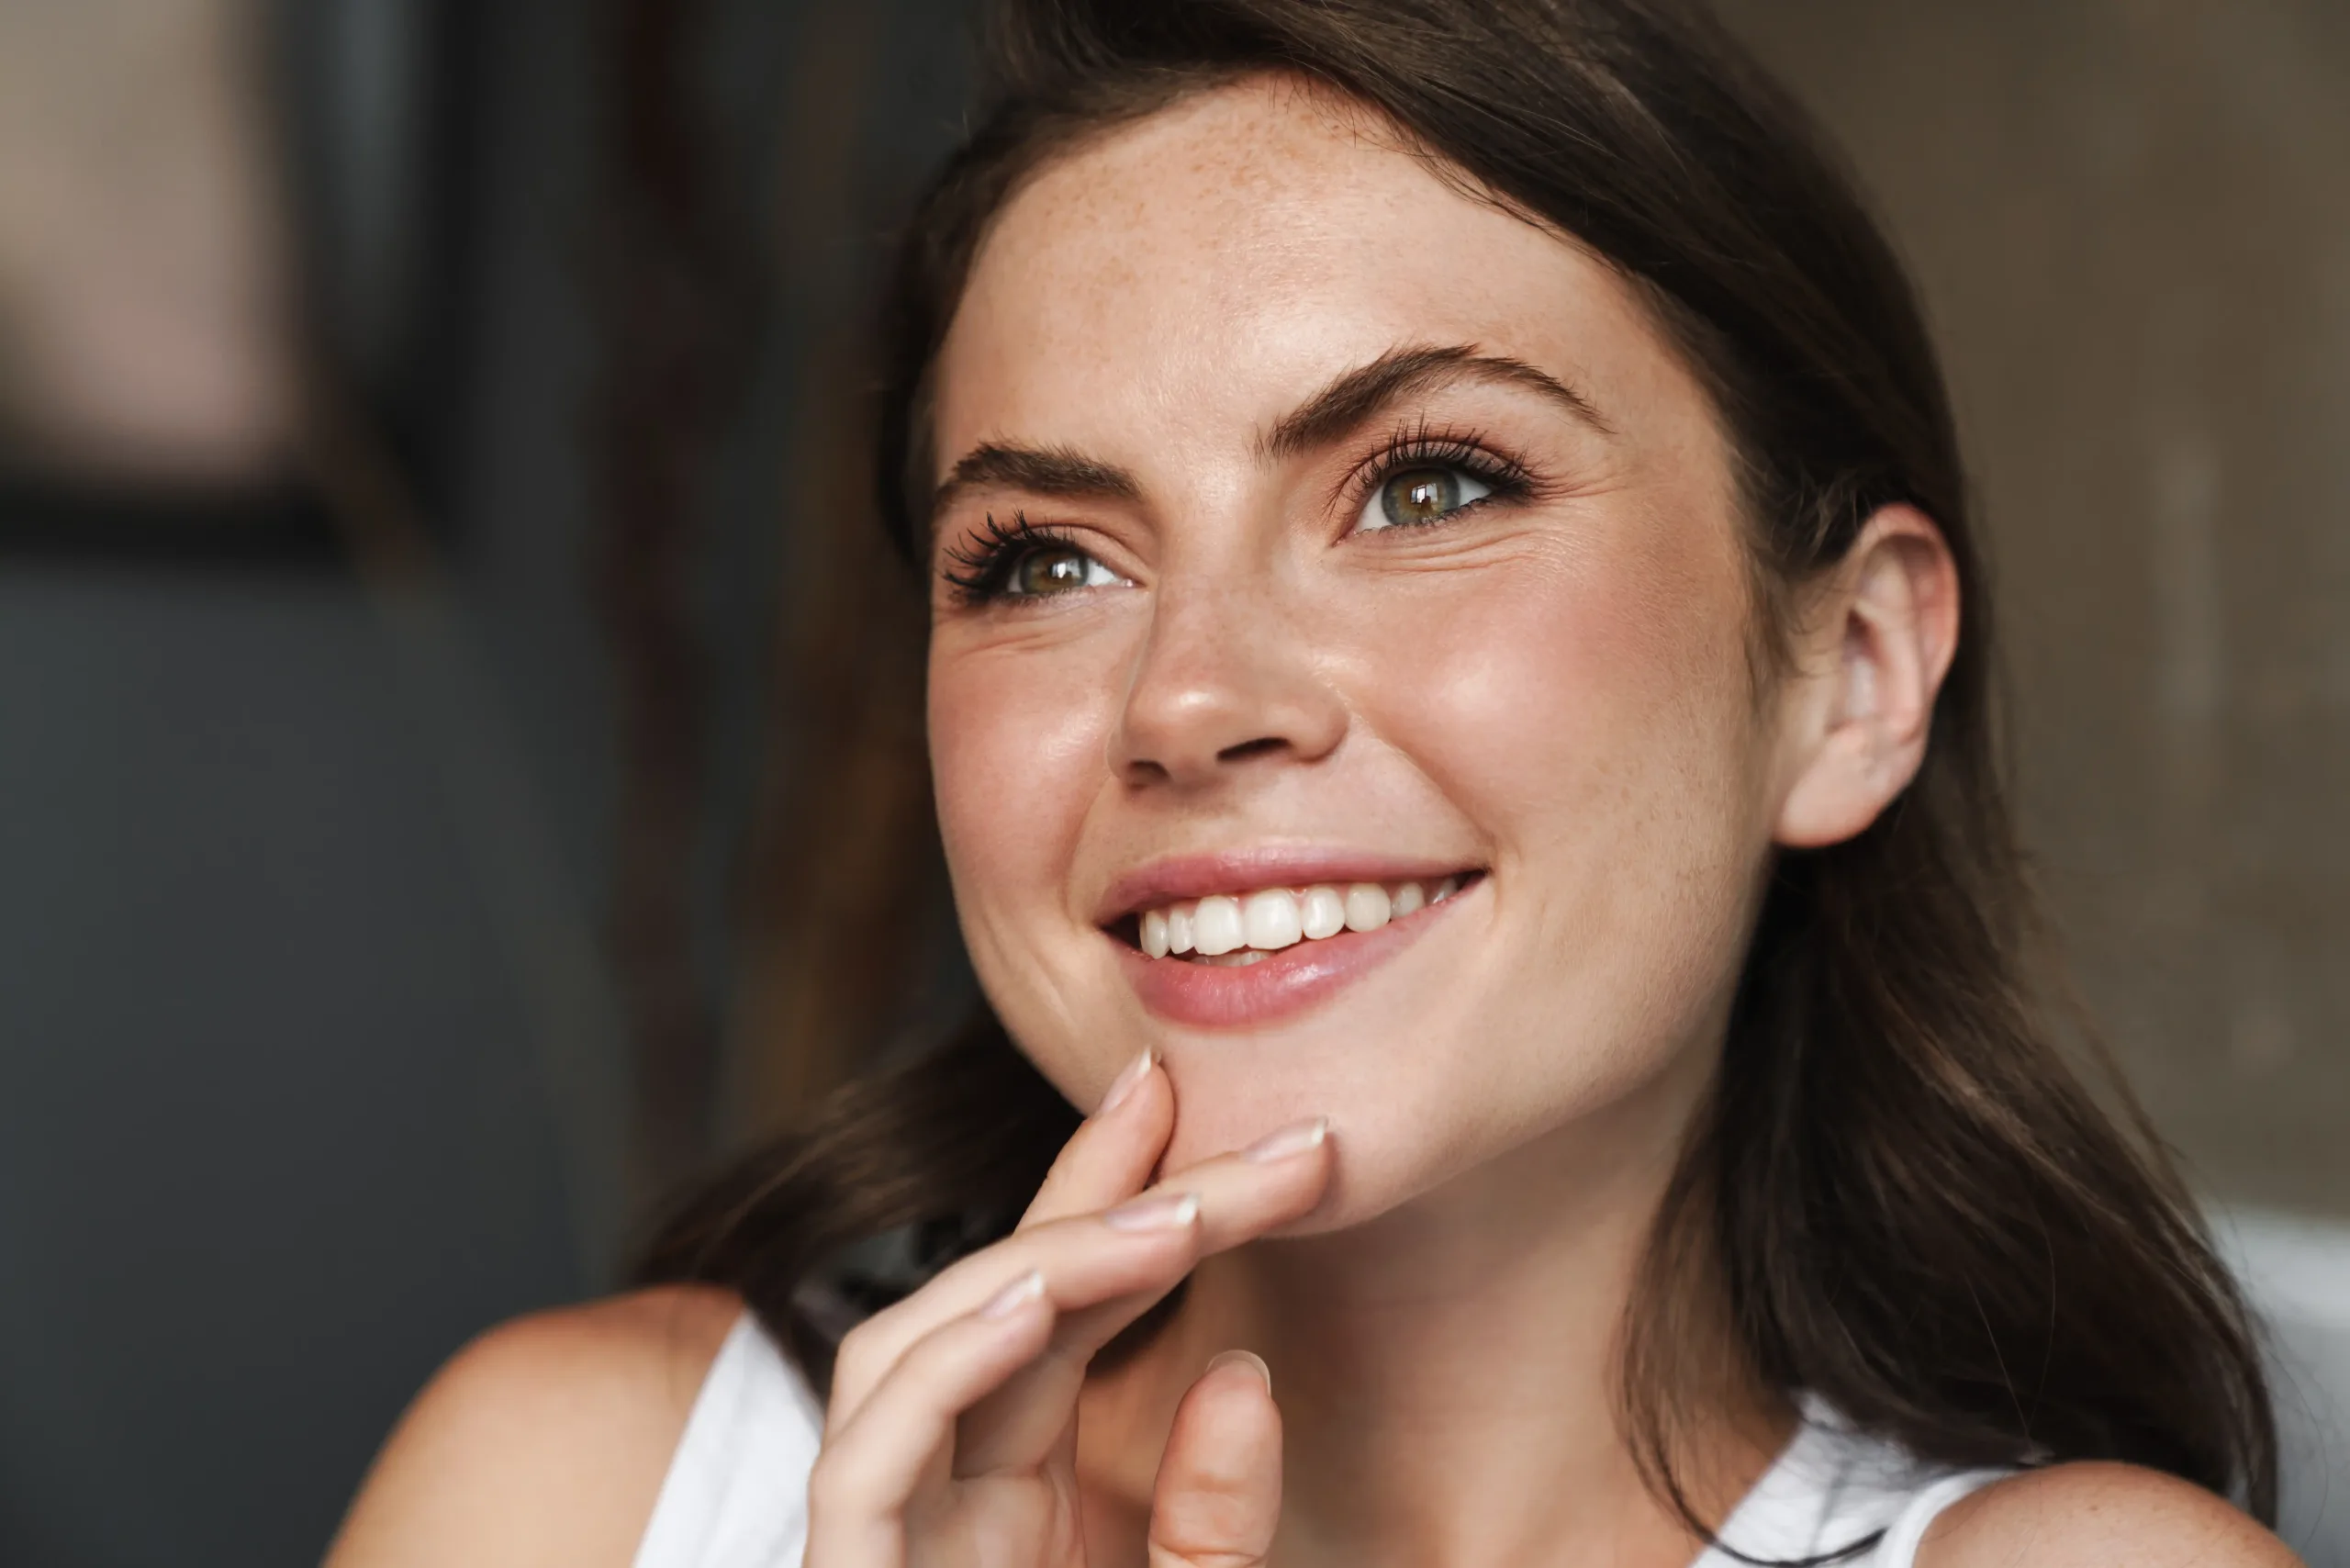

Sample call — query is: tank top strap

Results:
[1867,1464,2013,1566]
[1699,1398,2011,1567]
[633,1310,825,1568]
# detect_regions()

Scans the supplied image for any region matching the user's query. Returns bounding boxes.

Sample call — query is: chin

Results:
[1151,1042,1484,1233]
[1156,983,1729,1241]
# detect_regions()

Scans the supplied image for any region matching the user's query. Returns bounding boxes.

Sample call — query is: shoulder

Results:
[1920,1462,2302,1568]
[325,1283,747,1568]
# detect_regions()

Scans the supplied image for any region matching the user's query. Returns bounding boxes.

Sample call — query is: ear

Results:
[1772,504,1962,849]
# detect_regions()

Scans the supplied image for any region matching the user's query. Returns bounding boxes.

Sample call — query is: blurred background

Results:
[0,1,2341,1562]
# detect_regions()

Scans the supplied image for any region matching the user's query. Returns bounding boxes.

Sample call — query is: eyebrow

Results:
[931,442,1144,523]
[926,342,1606,529]
[1261,342,1609,461]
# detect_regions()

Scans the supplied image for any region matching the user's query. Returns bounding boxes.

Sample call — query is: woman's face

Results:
[925,79,1796,1227]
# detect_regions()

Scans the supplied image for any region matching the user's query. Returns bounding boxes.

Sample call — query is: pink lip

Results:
[1109,870,1482,1030]
[1092,847,1480,925]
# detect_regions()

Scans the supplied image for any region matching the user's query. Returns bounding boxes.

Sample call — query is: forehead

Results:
[933,76,1685,476]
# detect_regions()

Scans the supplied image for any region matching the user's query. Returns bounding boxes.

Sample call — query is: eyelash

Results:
[939,510,1085,606]
[935,426,1537,606]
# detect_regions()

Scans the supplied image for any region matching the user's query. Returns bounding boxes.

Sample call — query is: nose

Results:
[1108,580,1349,789]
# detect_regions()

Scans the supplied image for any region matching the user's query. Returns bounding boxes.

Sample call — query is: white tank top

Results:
[632,1313,2010,1568]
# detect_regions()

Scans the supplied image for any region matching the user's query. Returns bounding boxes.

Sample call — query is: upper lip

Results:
[1093,846,1484,926]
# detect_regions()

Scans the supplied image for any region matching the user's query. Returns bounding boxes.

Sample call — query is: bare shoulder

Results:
[1922,1462,2303,1568]
[324,1283,746,1568]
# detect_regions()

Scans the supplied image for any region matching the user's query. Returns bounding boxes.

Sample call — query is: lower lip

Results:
[1114,890,1469,1029]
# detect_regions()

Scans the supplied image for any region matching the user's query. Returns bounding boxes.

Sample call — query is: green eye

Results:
[1008,544,1120,597]
[1363,466,1494,532]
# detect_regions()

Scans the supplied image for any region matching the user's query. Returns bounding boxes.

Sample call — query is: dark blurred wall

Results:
[1717,0,2350,1216]
[0,564,588,1567]
[0,0,972,1562]
[0,0,621,1558]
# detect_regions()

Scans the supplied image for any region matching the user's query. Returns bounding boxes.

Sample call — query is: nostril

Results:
[1215,735,1289,765]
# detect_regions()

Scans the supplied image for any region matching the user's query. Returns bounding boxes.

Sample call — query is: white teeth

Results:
[1192,894,1245,956]
[1135,874,1472,958]
[1300,885,1348,940]
[1242,889,1303,949]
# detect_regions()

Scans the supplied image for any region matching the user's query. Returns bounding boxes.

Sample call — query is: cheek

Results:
[1259,517,1770,1217]
[1353,504,1772,1060]
[926,632,1132,1071]
[1371,518,1761,846]
[929,643,1103,910]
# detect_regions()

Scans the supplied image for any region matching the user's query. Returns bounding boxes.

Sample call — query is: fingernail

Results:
[1103,1190,1201,1232]
[1207,1349,1271,1393]
[1242,1116,1328,1163]
[979,1269,1046,1319]
[1097,1047,1156,1115]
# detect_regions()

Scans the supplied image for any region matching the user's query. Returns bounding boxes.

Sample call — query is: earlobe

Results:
[1772,505,1961,849]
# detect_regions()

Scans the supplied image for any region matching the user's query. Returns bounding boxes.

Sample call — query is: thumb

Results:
[1147,1351,1282,1568]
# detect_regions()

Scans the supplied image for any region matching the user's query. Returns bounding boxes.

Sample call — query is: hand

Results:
[803,1051,1332,1568]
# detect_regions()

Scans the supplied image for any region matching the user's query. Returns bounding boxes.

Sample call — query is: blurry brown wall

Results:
[0,0,290,479]
[1715,0,2350,1215]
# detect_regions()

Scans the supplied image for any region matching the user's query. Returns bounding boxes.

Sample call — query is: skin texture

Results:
[324,77,2300,1568]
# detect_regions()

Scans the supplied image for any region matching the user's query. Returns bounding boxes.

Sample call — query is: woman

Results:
[329,2,2300,1565]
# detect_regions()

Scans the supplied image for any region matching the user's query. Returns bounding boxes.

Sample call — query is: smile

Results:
[1102,859,1485,1028]
[1136,876,1472,963]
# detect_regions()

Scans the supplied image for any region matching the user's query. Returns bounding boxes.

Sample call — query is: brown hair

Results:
[642,0,2278,1545]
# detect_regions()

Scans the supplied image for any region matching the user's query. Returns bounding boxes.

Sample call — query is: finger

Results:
[955,1119,1332,1473]
[1148,1351,1282,1568]
[828,1191,1206,1427]
[806,1272,1057,1565]
[836,1116,1333,1446]
[1147,1115,1333,1258]
[1020,1048,1172,1227]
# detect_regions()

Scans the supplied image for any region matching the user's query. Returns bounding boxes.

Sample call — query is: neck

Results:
[1080,1044,1787,1568]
